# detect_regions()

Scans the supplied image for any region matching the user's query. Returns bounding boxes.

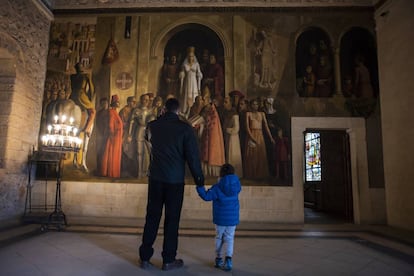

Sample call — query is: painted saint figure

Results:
[101,95,123,178]
[162,53,180,98]
[128,94,152,178]
[222,96,243,177]
[202,53,224,100]
[353,55,374,98]
[244,99,275,179]
[70,62,95,136]
[179,46,203,114]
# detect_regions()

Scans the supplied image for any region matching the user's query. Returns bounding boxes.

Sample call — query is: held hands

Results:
[196,181,205,187]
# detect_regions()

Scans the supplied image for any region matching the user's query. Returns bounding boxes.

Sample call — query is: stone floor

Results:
[1,213,414,276]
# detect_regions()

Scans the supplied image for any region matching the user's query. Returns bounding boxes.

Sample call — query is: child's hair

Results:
[220,163,235,177]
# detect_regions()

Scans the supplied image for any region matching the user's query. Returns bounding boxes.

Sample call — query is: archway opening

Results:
[158,23,225,100]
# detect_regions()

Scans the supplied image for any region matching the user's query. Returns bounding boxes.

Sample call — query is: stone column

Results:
[333,46,342,96]
[231,16,246,94]
[136,16,151,94]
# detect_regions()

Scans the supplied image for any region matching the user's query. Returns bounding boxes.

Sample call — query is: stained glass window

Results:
[305,132,321,181]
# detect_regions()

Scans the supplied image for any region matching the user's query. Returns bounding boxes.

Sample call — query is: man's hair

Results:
[165,98,180,113]
[220,163,235,177]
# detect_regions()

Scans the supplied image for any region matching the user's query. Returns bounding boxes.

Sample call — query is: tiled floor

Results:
[0,216,414,276]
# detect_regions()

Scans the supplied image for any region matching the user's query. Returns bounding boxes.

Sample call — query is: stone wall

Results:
[375,0,414,231]
[0,0,52,224]
[30,180,303,223]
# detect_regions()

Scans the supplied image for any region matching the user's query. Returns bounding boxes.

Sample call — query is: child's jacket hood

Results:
[218,174,241,197]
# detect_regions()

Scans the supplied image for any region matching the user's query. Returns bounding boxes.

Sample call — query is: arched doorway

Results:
[158,23,225,101]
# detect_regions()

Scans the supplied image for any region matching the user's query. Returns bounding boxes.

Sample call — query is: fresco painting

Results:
[39,15,379,186]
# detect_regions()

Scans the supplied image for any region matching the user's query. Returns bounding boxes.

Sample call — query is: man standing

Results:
[139,98,204,271]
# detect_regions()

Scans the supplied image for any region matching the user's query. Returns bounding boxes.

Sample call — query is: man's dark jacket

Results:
[146,111,204,185]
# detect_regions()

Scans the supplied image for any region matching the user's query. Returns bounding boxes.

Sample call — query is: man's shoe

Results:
[162,259,184,271]
[140,260,152,269]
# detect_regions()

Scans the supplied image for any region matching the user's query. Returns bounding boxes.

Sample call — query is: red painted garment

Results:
[101,108,123,178]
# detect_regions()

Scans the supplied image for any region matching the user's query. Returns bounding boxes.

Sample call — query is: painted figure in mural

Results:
[318,39,331,69]
[162,53,180,99]
[95,98,109,176]
[70,62,95,136]
[69,62,96,172]
[128,94,152,178]
[199,88,225,177]
[244,99,275,179]
[222,96,243,177]
[307,43,319,75]
[237,98,249,173]
[263,97,280,177]
[119,96,137,177]
[188,95,206,153]
[44,88,59,125]
[202,53,224,101]
[151,96,164,118]
[255,29,277,89]
[274,128,290,180]
[229,90,244,112]
[200,48,210,76]
[146,92,155,109]
[303,65,316,97]
[315,56,333,97]
[101,95,123,178]
[179,46,203,114]
[342,75,353,97]
[353,55,374,98]
[188,95,204,119]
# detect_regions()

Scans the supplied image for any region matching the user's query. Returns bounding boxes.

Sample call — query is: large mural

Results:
[39,14,379,186]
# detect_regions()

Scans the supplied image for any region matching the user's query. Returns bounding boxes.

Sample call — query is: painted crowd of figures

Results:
[42,46,290,182]
[91,89,291,182]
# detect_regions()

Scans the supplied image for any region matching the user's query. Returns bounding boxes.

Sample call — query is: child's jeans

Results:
[215,225,236,258]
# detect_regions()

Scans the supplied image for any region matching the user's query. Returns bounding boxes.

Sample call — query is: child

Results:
[196,163,242,271]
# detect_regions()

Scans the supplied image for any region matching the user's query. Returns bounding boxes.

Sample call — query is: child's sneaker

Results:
[222,256,232,271]
[214,257,224,268]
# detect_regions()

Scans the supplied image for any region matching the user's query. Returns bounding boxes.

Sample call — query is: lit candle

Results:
[47,125,52,134]
[69,117,74,125]
[75,138,82,148]
[73,128,78,136]
[61,115,67,123]
[50,135,56,146]
[54,115,58,123]
[42,135,47,145]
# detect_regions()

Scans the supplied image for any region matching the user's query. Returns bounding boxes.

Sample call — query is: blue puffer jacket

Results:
[196,174,241,226]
